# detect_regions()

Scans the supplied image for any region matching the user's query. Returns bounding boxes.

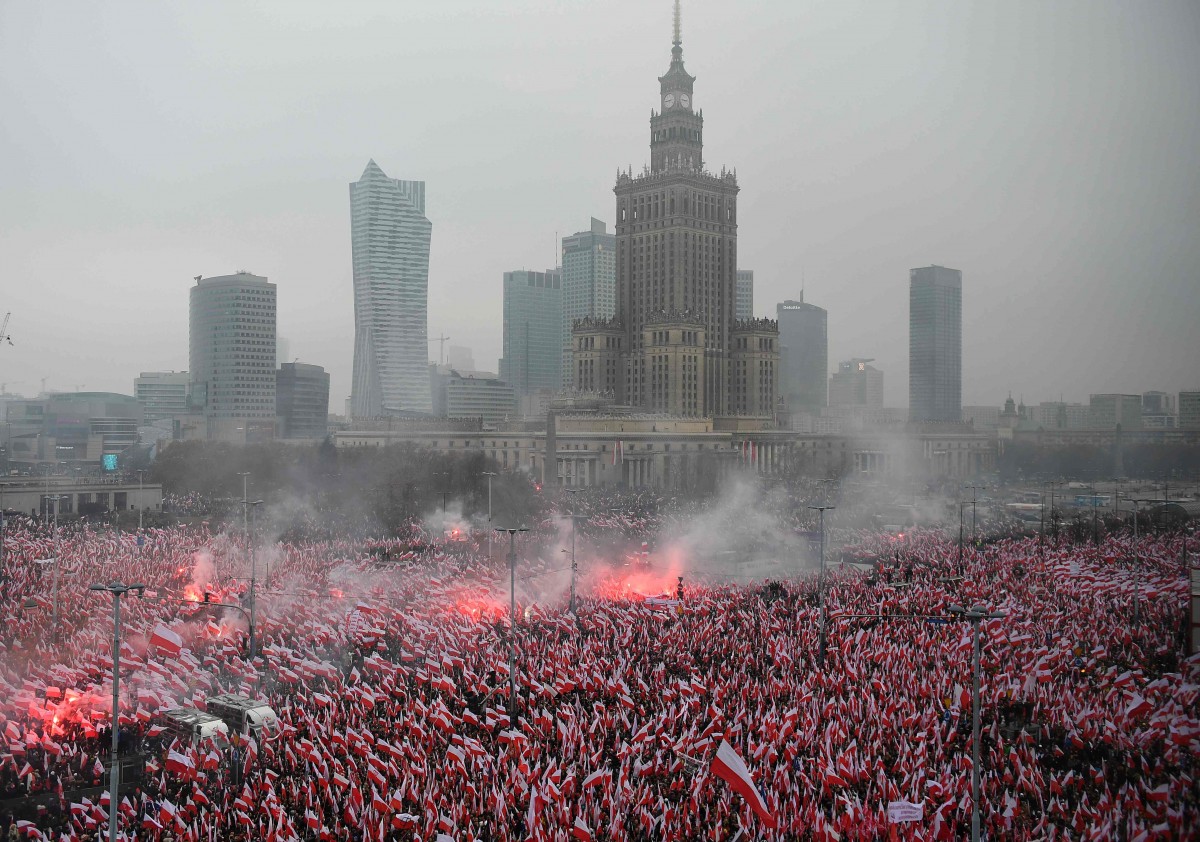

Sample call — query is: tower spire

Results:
[673,0,681,47]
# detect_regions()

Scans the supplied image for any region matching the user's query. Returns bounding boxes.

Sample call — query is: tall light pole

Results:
[964,485,984,544]
[90,580,147,842]
[42,493,67,645]
[496,526,529,718]
[808,504,835,668]
[947,604,1006,842]
[0,482,6,585]
[564,488,583,613]
[136,469,144,532]
[483,471,497,563]
[247,499,264,658]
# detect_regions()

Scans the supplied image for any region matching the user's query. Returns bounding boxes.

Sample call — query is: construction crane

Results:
[0,312,11,347]
[429,334,450,366]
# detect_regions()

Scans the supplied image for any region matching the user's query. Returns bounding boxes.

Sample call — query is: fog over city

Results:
[2,0,1197,407]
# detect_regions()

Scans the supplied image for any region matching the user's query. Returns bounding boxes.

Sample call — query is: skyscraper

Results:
[350,159,433,417]
[735,270,754,320]
[573,2,778,418]
[561,219,616,388]
[829,358,884,409]
[189,272,277,430]
[501,269,563,396]
[909,265,962,422]
[277,362,330,439]
[776,295,828,413]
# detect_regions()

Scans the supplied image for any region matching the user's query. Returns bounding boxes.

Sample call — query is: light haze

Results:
[2,0,1197,408]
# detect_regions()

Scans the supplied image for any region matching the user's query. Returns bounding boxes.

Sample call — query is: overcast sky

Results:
[2,0,1197,410]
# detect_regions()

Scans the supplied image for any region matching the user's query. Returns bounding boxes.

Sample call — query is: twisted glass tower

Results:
[350,159,433,416]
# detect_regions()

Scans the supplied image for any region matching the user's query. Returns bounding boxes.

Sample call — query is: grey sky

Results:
[2,0,1197,410]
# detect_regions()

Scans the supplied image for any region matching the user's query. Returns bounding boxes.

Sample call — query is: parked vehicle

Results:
[205,693,278,736]
[158,708,229,744]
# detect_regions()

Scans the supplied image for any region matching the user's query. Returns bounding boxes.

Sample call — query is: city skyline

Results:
[2,0,1198,409]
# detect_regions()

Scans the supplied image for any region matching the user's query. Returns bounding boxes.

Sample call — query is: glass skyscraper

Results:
[189,272,277,421]
[777,295,828,413]
[501,269,563,396]
[350,159,433,417]
[561,219,616,388]
[909,265,962,422]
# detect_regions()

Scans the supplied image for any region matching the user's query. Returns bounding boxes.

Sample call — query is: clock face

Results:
[680,94,690,109]
[664,93,675,109]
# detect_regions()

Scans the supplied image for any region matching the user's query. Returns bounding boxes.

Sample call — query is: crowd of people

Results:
[0,494,1196,840]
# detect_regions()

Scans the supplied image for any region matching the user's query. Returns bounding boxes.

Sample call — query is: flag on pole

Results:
[150,624,183,657]
[710,740,775,829]
[571,817,595,841]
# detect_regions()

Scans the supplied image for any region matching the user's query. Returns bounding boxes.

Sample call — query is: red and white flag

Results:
[710,739,775,829]
[150,624,183,657]
[571,817,594,841]
[165,750,194,776]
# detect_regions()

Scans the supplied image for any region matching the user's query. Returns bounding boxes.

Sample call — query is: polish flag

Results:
[571,817,595,841]
[165,750,194,776]
[582,769,610,789]
[150,624,183,657]
[158,799,178,826]
[710,740,775,829]
[1125,695,1153,721]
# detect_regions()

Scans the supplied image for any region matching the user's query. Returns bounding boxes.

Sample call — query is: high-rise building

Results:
[561,219,616,388]
[1032,401,1089,430]
[277,362,330,439]
[134,371,190,421]
[501,269,563,396]
[189,272,277,431]
[776,295,828,413]
[572,5,778,418]
[735,270,754,320]
[909,265,962,422]
[1179,391,1200,429]
[446,345,476,372]
[350,160,433,417]
[829,358,884,409]
[1088,394,1143,430]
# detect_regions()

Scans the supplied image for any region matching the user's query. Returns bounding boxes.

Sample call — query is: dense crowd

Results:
[0,497,1196,840]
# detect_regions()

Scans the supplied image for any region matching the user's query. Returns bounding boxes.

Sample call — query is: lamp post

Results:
[808,504,835,668]
[964,485,983,544]
[89,580,147,842]
[483,471,497,562]
[564,488,583,613]
[42,493,67,645]
[0,482,6,586]
[947,604,1007,842]
[136,469,144,532]
[496,526,529,718]
[247,499,264,658]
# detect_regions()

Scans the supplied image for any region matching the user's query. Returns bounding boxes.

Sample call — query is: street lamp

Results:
[807,504,835,668]
[964,485,984,545]
[41,493,68,644]
[946,603,1007,842]
[483,471,497,562]
[89,580,147,842]
[563,488,584,613]
[136,469,144,532]
[495,526,529,719]
[246,499,264,658]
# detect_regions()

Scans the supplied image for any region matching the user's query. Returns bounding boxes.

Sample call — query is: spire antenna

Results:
[673,0,681,46]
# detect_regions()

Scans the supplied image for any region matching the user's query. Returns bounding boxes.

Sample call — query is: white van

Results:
[159,708,230,744]
[205,693,278,736]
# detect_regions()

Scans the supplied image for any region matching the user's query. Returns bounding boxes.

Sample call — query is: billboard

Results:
[102,454,118,471]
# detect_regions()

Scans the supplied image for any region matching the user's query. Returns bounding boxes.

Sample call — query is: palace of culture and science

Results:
[573,3,780,421]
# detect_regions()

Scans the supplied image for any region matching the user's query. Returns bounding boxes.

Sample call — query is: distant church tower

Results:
[575,1,777,418]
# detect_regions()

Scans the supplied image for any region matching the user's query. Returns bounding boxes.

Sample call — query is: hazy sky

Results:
[2,0,1198,410]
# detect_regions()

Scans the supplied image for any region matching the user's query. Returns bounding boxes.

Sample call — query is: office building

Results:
[277,362,330,439]
[501,269,563,396]
[349,159,433,417]
[2,392,142,467]
[1088,394,1143,430]
[134,372,190,421]
[1141,391,1177,428]
[829,358,884,410]
[561,219,616,388]
[776,295,828,413]
[909,265,962,422]
[573,8,778,417]
[1179,391,1200,429]
[735,270,754,320]
[189,272,277,437]
[430,367,517,428]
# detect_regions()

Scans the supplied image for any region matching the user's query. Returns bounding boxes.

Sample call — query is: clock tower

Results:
[651,2,702,173]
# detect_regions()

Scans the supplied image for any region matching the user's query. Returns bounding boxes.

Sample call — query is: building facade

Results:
[350,160,433,417]
[276,362,330,439]
[574,11,778,419]
[735,269,754,320]
[777,295,828,413]
[2,392,143,468]
[134,372,190,421]
[909,265,962,422]
[829,358,884,410]
[1180,391,1200,430]
[501,269,563,396]
[1088,394,1143,430]
[561,219,617,388]
[189,273,277,430]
